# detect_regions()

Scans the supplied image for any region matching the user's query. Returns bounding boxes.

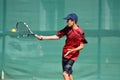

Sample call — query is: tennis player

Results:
[35,13,88,80]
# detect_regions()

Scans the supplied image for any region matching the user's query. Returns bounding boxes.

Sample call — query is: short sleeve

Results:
[81,33,88,44]
[57,30,65,38]
[57,26,70,38]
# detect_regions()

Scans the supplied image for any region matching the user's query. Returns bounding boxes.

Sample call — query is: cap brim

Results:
[63,17,68,20]
[64,17,73,20]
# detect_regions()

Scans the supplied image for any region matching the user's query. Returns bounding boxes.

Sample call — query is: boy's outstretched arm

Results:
[34,34,60,40]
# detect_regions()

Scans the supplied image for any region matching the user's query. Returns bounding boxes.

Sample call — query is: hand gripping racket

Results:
[16,22,36,37]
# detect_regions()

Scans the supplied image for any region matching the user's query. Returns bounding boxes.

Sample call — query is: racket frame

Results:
[16,22,35,37]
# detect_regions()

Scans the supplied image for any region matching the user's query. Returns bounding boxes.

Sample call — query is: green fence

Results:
[0,0,120,80]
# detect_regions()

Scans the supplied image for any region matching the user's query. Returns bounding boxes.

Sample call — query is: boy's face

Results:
[66,19,75,27]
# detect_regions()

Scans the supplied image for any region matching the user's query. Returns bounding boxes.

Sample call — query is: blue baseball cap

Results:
[64,13,78,22]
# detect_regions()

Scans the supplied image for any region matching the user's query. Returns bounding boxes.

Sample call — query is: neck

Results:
[72,24,78,29]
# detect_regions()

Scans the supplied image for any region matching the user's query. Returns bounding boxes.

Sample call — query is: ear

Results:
[73,20,76,24]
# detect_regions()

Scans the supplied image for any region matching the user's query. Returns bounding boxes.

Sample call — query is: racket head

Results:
[16,22,34,37]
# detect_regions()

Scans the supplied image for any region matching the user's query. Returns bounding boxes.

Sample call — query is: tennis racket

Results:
[16,22,35,37]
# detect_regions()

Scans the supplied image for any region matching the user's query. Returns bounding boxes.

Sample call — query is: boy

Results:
[35,13,88,80]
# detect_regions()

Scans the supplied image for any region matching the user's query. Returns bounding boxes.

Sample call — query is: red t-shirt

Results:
[57,25,87,60]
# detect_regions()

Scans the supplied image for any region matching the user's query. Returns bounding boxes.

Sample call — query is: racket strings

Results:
[17,22,32,37]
